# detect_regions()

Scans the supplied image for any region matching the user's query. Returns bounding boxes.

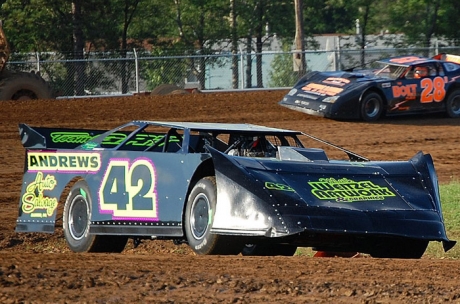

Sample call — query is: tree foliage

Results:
[1,0,458,94]
[0,0,457,53]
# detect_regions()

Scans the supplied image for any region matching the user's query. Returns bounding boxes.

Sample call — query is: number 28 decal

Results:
[420,76,446,103]
[98,158,158,221]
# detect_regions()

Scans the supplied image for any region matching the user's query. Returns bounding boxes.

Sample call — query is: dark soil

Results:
[1,90,460,303]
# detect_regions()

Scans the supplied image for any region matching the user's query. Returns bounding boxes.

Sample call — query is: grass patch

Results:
[424,181,460,259]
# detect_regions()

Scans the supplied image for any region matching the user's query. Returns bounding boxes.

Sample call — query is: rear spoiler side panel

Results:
[19,123,107,149]
[432,53,460,64]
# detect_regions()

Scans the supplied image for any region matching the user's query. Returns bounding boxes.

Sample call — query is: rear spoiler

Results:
[19,123,107,149]
[432,53,460,64]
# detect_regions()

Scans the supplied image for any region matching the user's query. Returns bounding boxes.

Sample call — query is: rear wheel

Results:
[241,244,297,256]
[360,92,383,121]
[63,180,127,253]
[369,238,428,259]
[446,89,460,118]
[184,176,242,255]
[0,71,55,100]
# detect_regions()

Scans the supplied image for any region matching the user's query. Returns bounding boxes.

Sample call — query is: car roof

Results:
[378,55,438,67]
[132,120,302,135]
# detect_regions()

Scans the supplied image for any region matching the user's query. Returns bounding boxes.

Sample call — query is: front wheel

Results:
[446,89,460,118]
[360,92,384,122]
[63,180,127,253]
[184,176,242,255]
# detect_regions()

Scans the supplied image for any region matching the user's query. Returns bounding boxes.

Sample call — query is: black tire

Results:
[369,238,428,259]
[446,89,460,118]
[0,71,55,101]
[151,83,183,95]
[63,180,127,253]
[170,89,189,95]
[360,92,384,122]
[184,176,242,255]
[241,244,297,256]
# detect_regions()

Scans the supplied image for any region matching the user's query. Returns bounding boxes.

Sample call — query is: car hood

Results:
[290,70,384,98]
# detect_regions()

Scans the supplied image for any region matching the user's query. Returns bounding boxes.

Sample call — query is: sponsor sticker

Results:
[308,177,395,202]
[21,172,58,217]
[28,152,101,172]
[265,182,294,192]
[322,77,350,86]
[392,84,417,100]
[301,83,343,96]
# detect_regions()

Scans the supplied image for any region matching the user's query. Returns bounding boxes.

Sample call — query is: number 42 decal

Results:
[98,158,158,221]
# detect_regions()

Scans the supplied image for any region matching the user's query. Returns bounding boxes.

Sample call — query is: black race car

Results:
[16,121,455,258]
[279,53,460,121]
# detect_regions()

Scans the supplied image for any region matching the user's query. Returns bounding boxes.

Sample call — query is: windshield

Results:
[374,63,409,80]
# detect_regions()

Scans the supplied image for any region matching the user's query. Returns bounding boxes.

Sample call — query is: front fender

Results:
[208,148,296,237]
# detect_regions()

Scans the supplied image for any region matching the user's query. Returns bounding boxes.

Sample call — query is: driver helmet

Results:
[414,66,428,78]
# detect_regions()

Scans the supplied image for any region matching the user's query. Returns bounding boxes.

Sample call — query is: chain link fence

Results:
[5,46,460,98]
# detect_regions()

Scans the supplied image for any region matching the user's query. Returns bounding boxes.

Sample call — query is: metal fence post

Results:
[133,48,139,94]
[239,45,244,89]
[35,52,40,73]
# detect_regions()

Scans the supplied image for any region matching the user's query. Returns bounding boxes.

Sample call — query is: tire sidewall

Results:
[184,177,218,255]
[446,90,460,118]
[360,92,383,122]
[0,72,55,100]
[63,180,95,252]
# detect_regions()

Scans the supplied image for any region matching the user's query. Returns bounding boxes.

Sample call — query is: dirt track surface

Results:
[1,90,460,303]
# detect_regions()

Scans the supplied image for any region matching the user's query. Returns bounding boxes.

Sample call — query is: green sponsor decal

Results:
[124,134,180,147]
[21,172,58,217]
[308,177,395,202]
[51,132,96,144]
[50,131,180,148]
[264,182,294,192]
[81,142,98,150]
[102,133,128,145]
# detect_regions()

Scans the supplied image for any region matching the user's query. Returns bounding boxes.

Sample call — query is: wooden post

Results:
[294,0,306,77]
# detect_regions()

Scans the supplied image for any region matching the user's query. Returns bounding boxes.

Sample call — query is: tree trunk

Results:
[294,0,306,78]
[72,1,85,96]
[255,0,263,88]
[360,5,370,68]
[246,35,252,88]
[230,0,239,89]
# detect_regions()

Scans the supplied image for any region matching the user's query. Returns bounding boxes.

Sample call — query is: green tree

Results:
[304,0,357,35]
[387,0,443,51]
[268,40,300,87]
[172,0,230,89]
[436,0,459,45]
[234,0,294,88]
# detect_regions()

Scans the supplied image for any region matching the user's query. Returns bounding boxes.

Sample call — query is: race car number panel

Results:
[420,77,446,103]
[98,158,158,221]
